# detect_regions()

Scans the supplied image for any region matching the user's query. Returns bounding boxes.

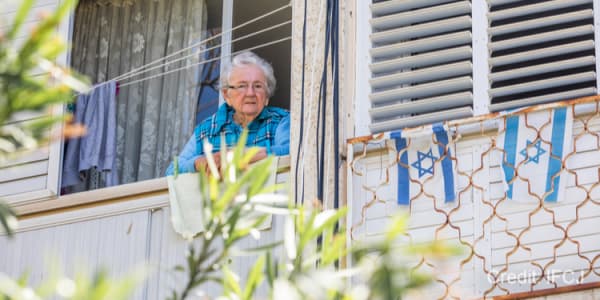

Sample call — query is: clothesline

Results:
[115,19,292,86]
[86,2,292,90]
[119,36,292,88]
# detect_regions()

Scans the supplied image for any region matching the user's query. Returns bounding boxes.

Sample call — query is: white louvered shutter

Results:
[368,0,474,133]
[488,0,597,111]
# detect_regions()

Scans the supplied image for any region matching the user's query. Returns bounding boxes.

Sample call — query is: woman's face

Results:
[222,64,269,122]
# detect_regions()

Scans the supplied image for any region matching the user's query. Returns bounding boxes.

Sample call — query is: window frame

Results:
[17,0,294,205]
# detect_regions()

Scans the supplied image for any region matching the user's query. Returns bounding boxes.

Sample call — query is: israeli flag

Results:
[497,107,573,203]
[391,123,456,205]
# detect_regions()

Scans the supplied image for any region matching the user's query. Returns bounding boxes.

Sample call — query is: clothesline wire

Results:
[119,36,292,88]
[113,19,293,84]
[105,2,292,86]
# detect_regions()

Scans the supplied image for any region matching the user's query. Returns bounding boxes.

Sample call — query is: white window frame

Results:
[353,0,373,138]
[7,0,293,206]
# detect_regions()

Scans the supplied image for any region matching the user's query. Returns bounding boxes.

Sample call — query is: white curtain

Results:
[69,0,206,189]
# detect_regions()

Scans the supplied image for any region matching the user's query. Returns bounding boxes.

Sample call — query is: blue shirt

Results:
[165,103,290,175]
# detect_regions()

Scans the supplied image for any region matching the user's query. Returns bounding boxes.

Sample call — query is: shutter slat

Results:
[371,2,471,31]
[368,0,473,132]
[489,10,593,36]
[371,46,472,74]
[488,0,596,110]
[490,41,594,67]
[371,16,472,45]
[490,25,593,52]
[371,31,472,59]
[371,76,473,105]
[370,91,473,119]
[489,88,597,112]
[371,61,472,90]
[488,0,592,22]
[490,56,595,83]
[369,107,473,133]
[489,72,596,98]
[488,0,522,6]
[371,0,455,16]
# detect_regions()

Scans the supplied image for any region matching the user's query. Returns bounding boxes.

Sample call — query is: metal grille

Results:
[348,96,600,298]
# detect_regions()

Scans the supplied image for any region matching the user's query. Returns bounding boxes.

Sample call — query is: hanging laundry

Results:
[62,81,118,188]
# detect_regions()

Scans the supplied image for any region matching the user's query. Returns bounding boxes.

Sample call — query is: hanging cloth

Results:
[62,81,118,188]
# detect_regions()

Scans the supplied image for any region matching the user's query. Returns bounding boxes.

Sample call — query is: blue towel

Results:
[61,81,118,187]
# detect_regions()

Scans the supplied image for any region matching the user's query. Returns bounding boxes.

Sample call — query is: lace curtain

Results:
[69,0,206,190]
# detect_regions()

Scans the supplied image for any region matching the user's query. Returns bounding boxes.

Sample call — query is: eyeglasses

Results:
[226,82,267,94]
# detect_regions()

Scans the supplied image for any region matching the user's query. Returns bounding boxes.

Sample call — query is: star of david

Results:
[411,148,437,177]
[519,139,546,164]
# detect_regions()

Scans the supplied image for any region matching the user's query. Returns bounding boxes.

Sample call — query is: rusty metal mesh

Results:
[347,97,600,299]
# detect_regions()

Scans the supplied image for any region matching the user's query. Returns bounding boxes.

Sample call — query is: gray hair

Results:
[220,51,276,97]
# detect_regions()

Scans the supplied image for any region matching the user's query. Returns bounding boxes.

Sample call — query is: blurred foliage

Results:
[168,132,289,300]
[0,0,89,236]
[0,267,144,300]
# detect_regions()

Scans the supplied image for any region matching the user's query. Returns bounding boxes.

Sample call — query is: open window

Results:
[60,0,292,194]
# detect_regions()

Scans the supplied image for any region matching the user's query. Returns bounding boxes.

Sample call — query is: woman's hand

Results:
[194,153,221,175]
[194,148,268,176]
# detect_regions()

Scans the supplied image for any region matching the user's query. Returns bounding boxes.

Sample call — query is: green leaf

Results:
[243,255,265,300]
[222,266,242,297]
[230,241,283,257]
[173,156,179,178]
[173,265,185,272]
[265,252,275,288]
[5,0,35,41]
[234,130,249,166]
[0,201,17,237]
[384,213,409,241]
[247,156,274,197]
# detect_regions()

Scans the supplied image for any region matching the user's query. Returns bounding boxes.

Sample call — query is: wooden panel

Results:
[0,159,48,182]
[0,210,150,299]
[1,1,59,29]
[0,175,47,197]
[0,147,49,168]
[2,0,57,14]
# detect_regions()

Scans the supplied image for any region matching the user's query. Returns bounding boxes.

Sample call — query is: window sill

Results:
[15,155,291,218]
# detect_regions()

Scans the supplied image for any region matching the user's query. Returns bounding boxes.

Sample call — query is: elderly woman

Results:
[165,51,290,175]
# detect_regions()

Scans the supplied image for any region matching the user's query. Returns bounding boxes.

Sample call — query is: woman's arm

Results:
[271,115,290,156]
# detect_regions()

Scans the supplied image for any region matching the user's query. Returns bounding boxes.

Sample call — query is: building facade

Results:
[3,0,600,298]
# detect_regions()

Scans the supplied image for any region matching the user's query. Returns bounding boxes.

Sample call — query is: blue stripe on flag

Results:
[503,115,520,199]
[433,124,455,202]
[545,107,567,202]
[391,131,410,205]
